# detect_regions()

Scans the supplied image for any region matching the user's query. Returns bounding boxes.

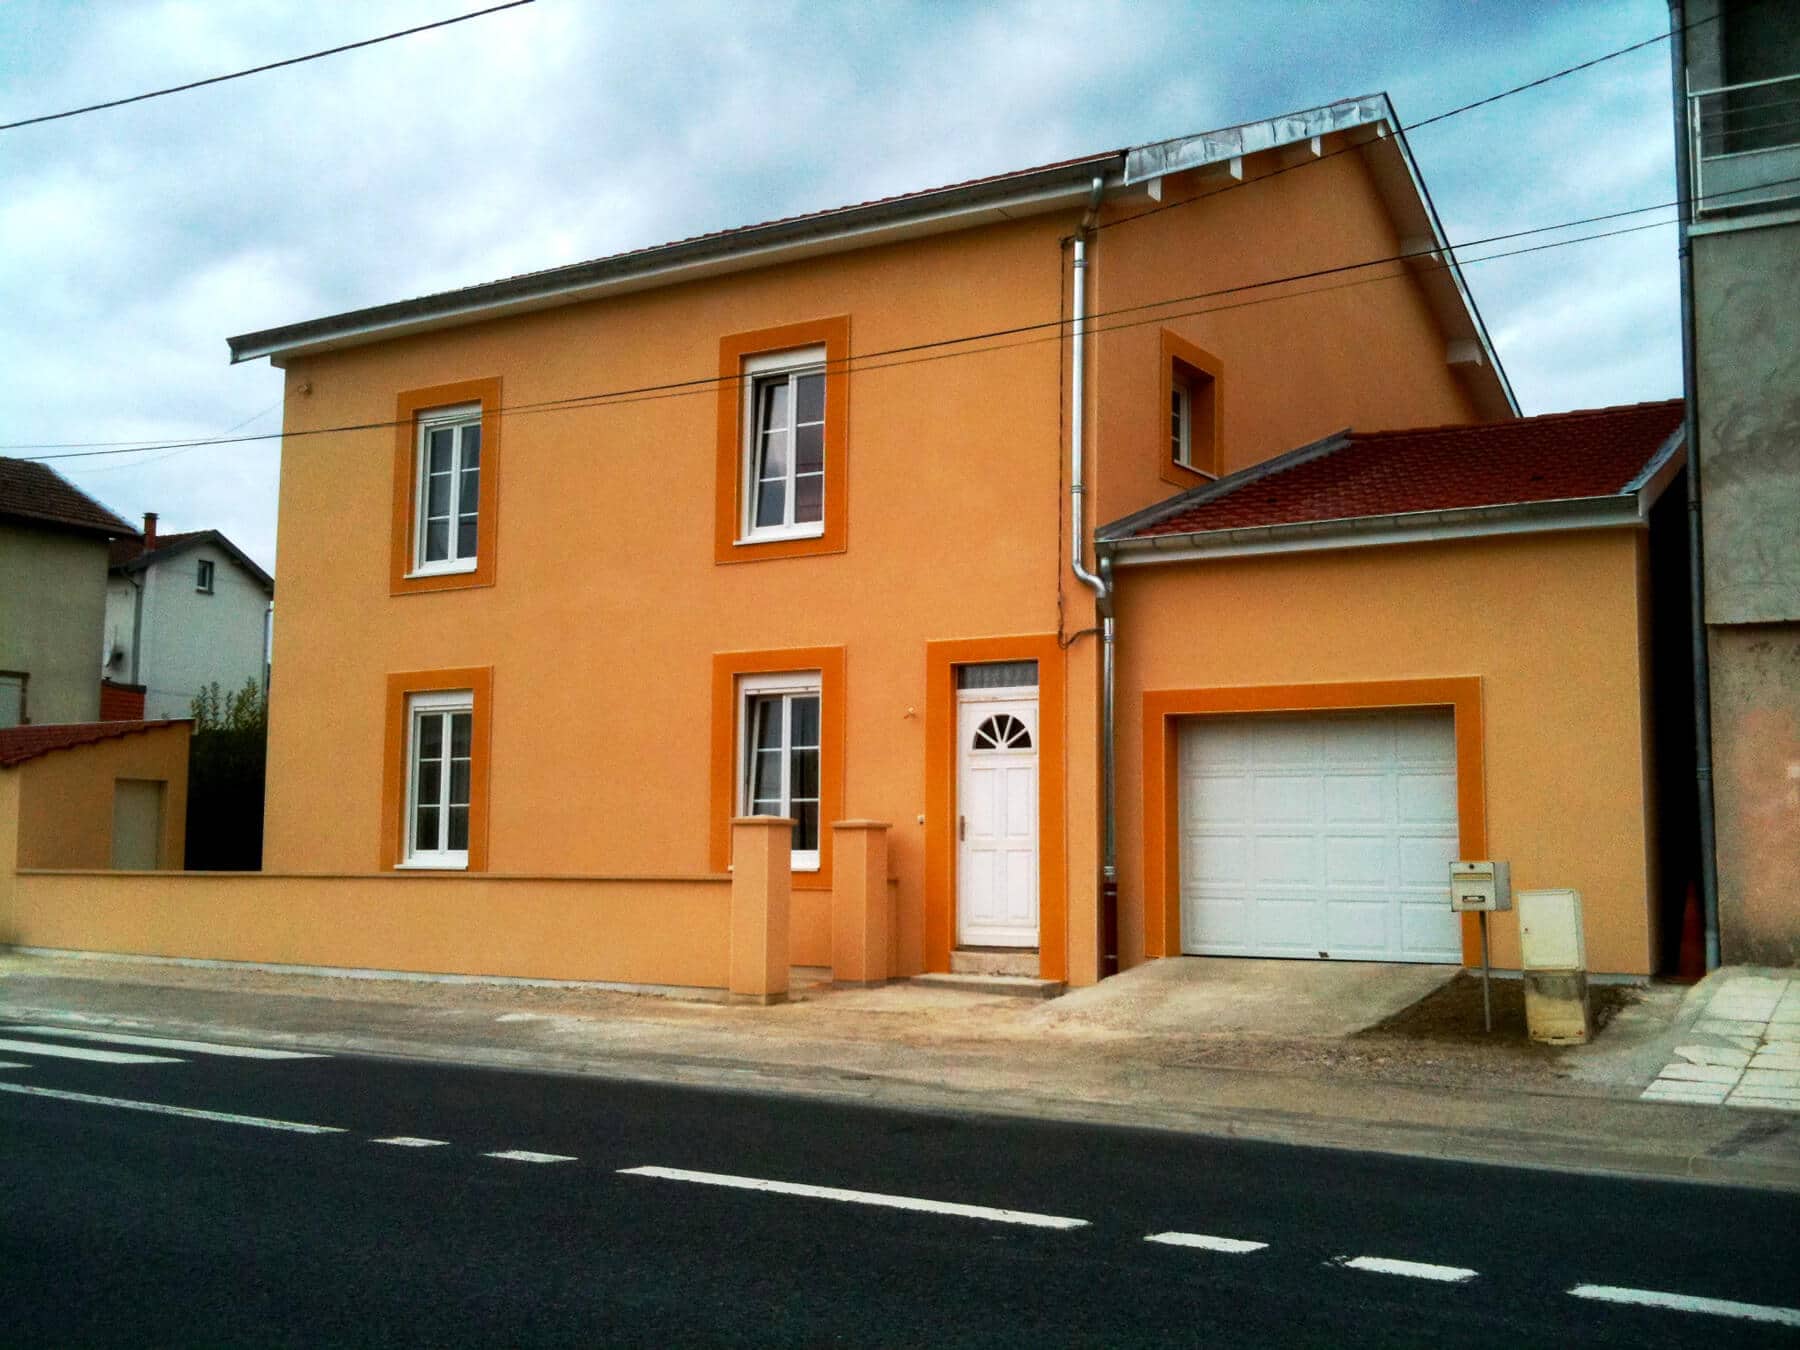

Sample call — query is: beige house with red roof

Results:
[0,457,139,728]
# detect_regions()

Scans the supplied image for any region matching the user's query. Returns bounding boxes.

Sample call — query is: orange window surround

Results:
[922,635,1068,982]
[714,317,851,564]
[1158,331,1223,488]
[1139,677,1486,964]
[389,377,503,595]
[709,646,846,890]
[380,667,494,870]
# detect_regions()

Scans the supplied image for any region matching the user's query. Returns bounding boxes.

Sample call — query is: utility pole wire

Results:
[0,0,535,132]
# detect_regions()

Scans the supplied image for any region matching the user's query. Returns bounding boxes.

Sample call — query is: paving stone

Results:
[1750,1053,1800,1071]
[1725,1096,1800,1112]
[1655,1063,1743,1084]
[1673,1044,1752,1068]
[1643,1085,1728,1103]
[1695,1019,1771,1037]
[1737,1069,1800,1091]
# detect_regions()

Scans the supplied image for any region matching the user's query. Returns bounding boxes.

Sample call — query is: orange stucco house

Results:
[201,94,1688,990]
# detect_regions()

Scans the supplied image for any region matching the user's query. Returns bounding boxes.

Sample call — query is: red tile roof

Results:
[0,457,138,538]
[1117,400,1685,539]
[0,720,185,769]
[109,529,204,568]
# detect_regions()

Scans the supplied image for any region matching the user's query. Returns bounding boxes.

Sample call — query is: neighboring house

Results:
[0,457,138,727]
[1674,0,1800,965]
[105,513,275,721]
[225,93,1687,988]
[0,720,190,872]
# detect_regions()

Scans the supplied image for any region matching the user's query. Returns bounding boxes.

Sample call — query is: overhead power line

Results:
[0,0,534,133]
[20,178,1759,465]
[1093,4,1730,235]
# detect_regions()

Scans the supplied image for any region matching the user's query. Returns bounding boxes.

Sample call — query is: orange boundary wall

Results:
[1140,677,1486,963]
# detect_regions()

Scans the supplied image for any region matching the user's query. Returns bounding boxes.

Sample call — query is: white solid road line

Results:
[1569,1283,1800,1327]
[486,1150,577,1163]
[620,1165,1090,1230]
[0,1036,180,1065]
[0,1061,27,1071]
[1,1024,324,1059]
[1145,1231,1268,1254]
[0,1082,345,1134]
[1336,1256,1479,1283]
[373,1137,450,1148]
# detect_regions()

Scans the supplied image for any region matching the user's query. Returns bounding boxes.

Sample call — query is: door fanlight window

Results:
[971,713,1031,751]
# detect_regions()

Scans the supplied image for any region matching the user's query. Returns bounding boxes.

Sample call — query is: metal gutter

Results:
[227,157,1123,365]
[1669,0,1721,971]
[1101,492,1650,567]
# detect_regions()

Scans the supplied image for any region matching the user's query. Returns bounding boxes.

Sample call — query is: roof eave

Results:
[226,156,1124,366]
[1101,492,1648,566]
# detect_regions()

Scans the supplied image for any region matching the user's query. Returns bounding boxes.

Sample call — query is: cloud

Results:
[0,0,1681,574]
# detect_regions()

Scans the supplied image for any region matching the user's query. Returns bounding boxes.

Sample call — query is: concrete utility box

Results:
[1449,860,1512,912]
[1518,888,1591,1045]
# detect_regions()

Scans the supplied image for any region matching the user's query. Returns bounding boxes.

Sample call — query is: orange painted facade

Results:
[237,130,1661,989]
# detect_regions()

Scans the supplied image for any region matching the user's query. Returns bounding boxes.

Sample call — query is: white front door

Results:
[956,692,1039,947]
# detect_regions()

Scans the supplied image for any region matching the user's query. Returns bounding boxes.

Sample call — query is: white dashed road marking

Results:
[620,1165,1089,1230]
[373,1137,450,1148]
[1145,1231,1268,1254]
[0,1036,180,1065]
[1569,1284,1800,1327]
[0,1082,344,1134]
[1336,1256,1479,1283]
[0,1061,27,1071]
[486,1150,577,1163]
[1,1024,325,1059]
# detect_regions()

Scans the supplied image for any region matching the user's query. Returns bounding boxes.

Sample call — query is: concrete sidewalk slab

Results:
[1,951,1795,1192]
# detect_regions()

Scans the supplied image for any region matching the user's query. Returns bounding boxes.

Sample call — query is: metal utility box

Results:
[1449,860,1512,912]
[1518,888,1587,971]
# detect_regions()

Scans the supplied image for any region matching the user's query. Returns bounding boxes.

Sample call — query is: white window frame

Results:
[736,670,823,871]
[400,688,474,870]
[195,559,215,594]
[1171,375,1193,469]
[740,346,827,544]
[411,403,483,577]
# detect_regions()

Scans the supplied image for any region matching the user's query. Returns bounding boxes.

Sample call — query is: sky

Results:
[0,0,1684,573]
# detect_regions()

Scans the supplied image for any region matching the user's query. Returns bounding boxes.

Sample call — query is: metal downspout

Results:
[1070,176,1120,976]
[1669,0,1721,969]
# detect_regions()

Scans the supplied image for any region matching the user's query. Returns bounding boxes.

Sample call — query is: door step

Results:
[950,948,1038,978]
[909,973,1066,1000]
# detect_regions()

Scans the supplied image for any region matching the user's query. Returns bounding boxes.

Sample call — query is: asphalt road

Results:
[1,1021,1796,1347]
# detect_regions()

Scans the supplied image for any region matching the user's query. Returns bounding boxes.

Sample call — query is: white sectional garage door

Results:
[1177,709,1463,963]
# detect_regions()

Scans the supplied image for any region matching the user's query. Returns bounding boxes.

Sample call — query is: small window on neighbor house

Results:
[404,689,474,868]
[0,672,25,728]
[196,559,215,593]
[743,347,826,541]
[738,671,822,869]
[414,404,482,575]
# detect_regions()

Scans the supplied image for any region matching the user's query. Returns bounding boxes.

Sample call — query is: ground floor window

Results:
[405,689,473,868]
[738,671,821,869]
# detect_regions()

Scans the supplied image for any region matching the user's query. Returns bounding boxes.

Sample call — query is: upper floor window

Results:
[0,671,25,728]
[714,318,849,565]
[414,405,482,575]
[743,348,826,542]
[1160,331,1223,485]
[390,378,501,596]
[195,559,215,594]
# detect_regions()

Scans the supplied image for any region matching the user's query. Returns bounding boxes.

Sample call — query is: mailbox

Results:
[1449,860,1512,912]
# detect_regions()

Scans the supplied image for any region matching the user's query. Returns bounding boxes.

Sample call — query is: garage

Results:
[1177,708,1463,962]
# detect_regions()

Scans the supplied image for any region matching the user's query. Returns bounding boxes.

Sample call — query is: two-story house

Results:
[0,457,139,727]
[105,513,275,721]
[225,94,1688,989]
[1673,0,1800,968]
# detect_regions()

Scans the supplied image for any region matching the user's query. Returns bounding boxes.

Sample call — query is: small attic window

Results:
[196,559,215,594]
[1160,330,1223,483]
